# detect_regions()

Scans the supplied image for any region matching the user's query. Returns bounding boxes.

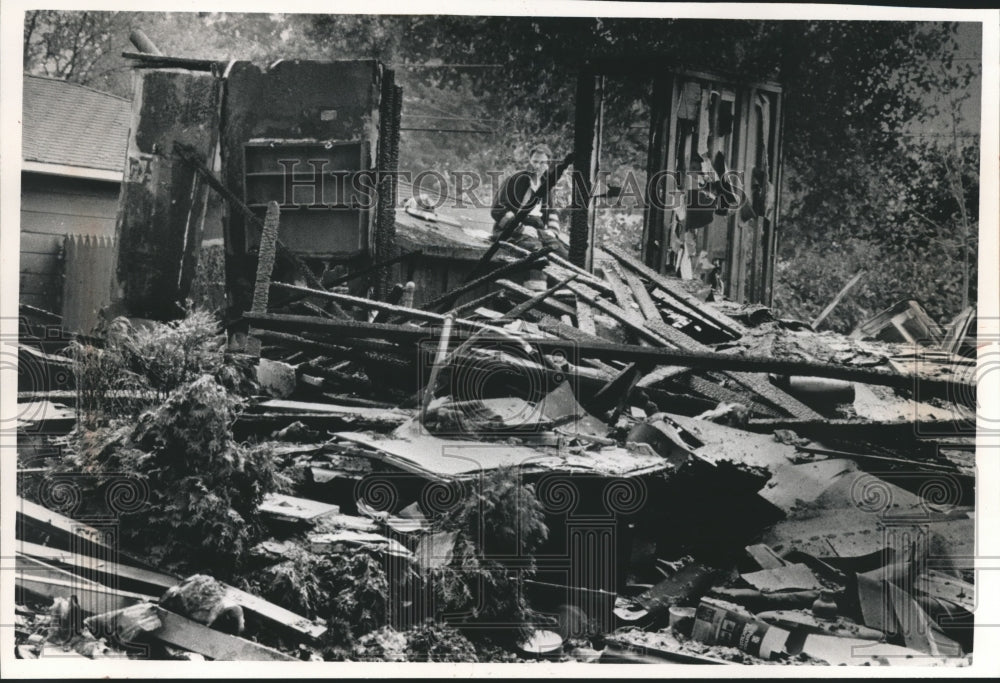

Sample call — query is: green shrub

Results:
[71,374,278,579]
[432,468,549,646]
[64,308,242,426]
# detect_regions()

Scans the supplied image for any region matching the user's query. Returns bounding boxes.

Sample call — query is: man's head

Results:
[527,143,552,177]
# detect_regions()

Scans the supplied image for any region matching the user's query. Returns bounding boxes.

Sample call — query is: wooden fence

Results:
[61,234,116,335]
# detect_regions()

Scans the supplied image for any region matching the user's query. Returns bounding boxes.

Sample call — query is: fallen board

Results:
[601,244,747,338]
[253,399,413,422]
[337,423,671,481]
[336,429,563,481]
[16,540,179,594]
[17,498,325,642]
[259,493,340,522]
[222,585,328,641]
[86,604,296,661]
[15,557,155,616]
[16,497,161,571]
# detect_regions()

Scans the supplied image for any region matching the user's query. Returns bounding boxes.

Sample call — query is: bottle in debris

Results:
[811,590,838,620]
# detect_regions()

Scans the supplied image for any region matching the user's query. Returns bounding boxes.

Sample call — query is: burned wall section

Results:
[113,69,221,321]
[220,60,391,324]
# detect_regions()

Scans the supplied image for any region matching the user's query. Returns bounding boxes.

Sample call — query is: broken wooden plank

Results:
[745,544,788,570]
[87,604,296,661]
[15,556,155,616]
[599,263,649,346]
[496,278,578,319]
[16,501,324,642]
[501,274,578,322]
[16,497,160,571]
[446,290,501,318]
[498,239,611,293]
[259,493,339,522]
[603,244,746,338]
[242,314,967,398]
[681,374,780,418]
[274,281,442,323]
[426,247,553,312]
[17,541,178,594]
[724,371,823,421]
[576,300,597,335]
[222,586,327,641]
[252,329,409,362]
[812,271,864,330]
[254,399,411,422]
[563,279,674,347]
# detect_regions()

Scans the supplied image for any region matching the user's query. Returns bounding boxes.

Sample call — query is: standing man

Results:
[490,143,569,258]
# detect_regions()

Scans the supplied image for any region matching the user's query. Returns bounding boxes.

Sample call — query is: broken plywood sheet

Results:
[433,397,555,432]
[757,458,857,512]
[308,530,413,559]
[761,467,973,560]
[664,414,800,475]
[560,446,671,477]
[259,493,339,522]
[16,540,179,594]
[16,400,76,429]
[337,430,561,480]
[852,383,970,423]
[337,427,671,481]
[740,564,823,593]
[255,399,412,422]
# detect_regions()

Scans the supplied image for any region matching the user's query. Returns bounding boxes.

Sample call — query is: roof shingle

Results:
[22,74,131,173]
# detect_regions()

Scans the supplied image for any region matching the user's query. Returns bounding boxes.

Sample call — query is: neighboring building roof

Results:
[22,74,131,181]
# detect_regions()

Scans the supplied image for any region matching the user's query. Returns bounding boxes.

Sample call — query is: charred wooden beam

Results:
[241,312,967,399]
[499,240,613,294]
[603,244,746,338]
[252,329,410,364]
[445,291,502,318]
[499,274,578,322]
[423,247,553,313]
[324,250,420,289]
[251,201,281,313]
[122,51,218,71]
[496,278,578,320]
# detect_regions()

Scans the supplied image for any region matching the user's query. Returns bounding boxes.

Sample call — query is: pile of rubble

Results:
[14,242,976,665]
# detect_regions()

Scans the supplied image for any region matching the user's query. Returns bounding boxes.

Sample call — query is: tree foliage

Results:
[431,468,549,645]
[69,374,280,579]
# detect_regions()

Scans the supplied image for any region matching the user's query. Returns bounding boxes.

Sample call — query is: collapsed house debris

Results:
[13,41,978,666]
[15,230,977,663]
